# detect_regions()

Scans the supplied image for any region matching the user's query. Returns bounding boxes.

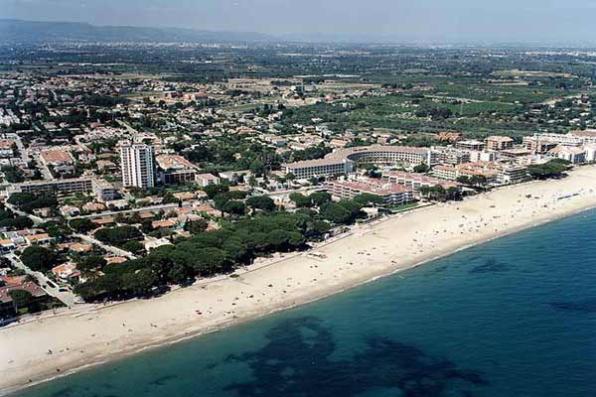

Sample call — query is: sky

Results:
[2,0,596,44]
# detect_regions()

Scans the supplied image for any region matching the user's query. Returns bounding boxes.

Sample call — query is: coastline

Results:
[2,166,596,396]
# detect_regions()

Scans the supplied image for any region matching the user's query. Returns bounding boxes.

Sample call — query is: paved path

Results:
[4,253,81,307]
[73,234,137,260]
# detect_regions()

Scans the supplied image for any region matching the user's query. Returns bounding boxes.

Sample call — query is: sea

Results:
[12,209,596,397]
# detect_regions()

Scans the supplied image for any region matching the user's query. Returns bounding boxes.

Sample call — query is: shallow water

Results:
[14,209,596,397]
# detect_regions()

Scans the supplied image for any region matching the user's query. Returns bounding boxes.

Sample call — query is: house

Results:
[51,263,80,281]
[195,173,220,187]
[151,219,177,230]
[105,256,128,265]
[25,233,52,245]
[0,275,47,319]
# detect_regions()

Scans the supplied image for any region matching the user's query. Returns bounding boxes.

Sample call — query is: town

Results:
[0,41,595,324]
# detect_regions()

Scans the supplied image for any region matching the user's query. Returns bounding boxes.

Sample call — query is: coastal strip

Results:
[2,165,596,396]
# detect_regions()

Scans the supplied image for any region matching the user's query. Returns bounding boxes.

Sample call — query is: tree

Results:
[76,256,107,272]
[289,192,312,208]
[121,240,145,255]
[21,246,57,272]
[69,218,96,233]
[9,289,33,311]
[528,159,570,180]
[413,163,429,173]
[222,200,246,216]
[320,202,352,224]
[0,216,33,230]
[246,196,276,212]
[121,268,157,296]
[94,226,143,246]
[249,159,266,177]
[184,219,209,234]
[190,247,230,276]
[309,191,332,207]
[203,184,229,199]
[354,193,385,207]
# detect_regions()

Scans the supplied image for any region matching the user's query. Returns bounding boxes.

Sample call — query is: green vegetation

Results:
[0,206,33,229]
[94,226,143,247]
[21,246,58,272]
[75,195,370,302]
[7,193,58,214]
[1,166,25,183]
[527,159,571,179]
[69,218,97,233]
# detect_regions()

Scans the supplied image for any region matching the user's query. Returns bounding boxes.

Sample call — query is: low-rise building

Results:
[548,146,586,164]
[327,178,414,206]
[456,140,485,151]
[195,173,221,187]
[156,154,198,185]
[484,136,514,151]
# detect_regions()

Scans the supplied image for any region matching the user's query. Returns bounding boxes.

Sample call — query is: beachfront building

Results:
[326,178,414,206]
[522,136,559,153]
[484,136,514,151]
[547,146,587,164]
[332,145,440,168]
[382,171,460,197]
[283,145,440,180]
[120,144,156,189]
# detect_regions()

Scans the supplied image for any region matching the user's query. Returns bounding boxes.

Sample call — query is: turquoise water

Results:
[13,210,596,397]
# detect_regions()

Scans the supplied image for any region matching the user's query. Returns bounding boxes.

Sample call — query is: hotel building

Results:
[283,145,440,180]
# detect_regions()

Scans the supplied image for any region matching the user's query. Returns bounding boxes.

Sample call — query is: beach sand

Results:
[2,165,596,395]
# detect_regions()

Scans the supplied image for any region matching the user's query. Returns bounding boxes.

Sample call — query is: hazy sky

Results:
[2,0,596,43]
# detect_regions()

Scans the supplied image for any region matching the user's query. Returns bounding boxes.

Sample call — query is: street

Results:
[4,253,81,307]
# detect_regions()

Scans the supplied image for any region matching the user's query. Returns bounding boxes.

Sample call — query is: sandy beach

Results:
[2,165,596,396]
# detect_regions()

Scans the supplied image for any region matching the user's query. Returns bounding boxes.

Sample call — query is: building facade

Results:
[120,144,156,189]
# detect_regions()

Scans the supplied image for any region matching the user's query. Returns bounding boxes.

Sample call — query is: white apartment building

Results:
[120,144,156,189]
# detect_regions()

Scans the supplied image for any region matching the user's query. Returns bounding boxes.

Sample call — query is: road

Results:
[67,201,191,220]
[5,253,81,307]
[74,234,138,260]
[3,202,46,225]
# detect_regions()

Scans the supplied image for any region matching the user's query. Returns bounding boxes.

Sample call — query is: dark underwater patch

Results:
[223,316,487,397]
[148,374,178,386]
[469,258,509,274]
[549,298,596,313]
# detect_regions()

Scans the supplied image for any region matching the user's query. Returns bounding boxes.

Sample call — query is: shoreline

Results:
[2,166,596,396]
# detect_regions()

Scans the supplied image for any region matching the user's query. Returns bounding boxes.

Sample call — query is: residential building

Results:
[14,178,93,196]
[156,154,198,184]
[456,140,485,151]
[284,158,353,180]
[93,179,118,202]
[195,173,220,187]
[484,136,514,151]
[120,144,156,189]
[382,171,459,195]
[327,178,414,206]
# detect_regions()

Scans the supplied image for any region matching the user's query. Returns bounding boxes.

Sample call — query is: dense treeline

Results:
[74,194,375,301]
[7,193,58,214]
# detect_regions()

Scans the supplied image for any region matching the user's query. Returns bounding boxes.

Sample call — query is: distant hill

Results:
[0,19,275,44]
